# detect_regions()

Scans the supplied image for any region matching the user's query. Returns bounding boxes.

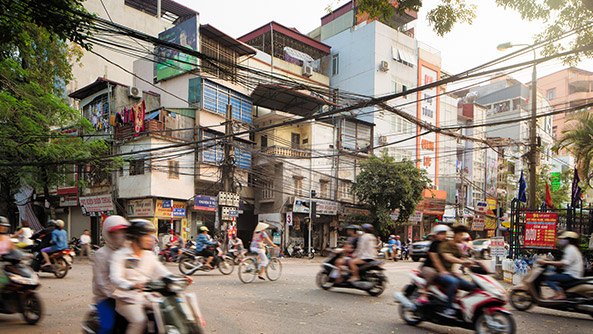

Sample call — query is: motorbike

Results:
[69,237,99,258]
[30,238,72,278]
[316,249,387,296]
[82,275,205,334]
[394,263,516,333]
[158,244,180,263]
[509,256,593,317]
[378,246,399,261]
[401,244,410,261]
[0,250,43,325]
[227,248,245,265]
[177,244,234,275]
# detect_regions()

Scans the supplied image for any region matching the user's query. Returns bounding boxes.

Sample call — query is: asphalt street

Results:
[0,258,591,334]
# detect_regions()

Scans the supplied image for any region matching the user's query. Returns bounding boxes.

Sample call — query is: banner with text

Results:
[524,212,557,249]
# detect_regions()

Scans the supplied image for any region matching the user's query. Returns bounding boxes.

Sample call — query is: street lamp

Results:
[497,42,538,211]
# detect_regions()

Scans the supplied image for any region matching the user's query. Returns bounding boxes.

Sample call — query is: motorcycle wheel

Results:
[238,258,257,284]
[399,284,422,326]
[21,293,43,325]
[265,258,282,281]
[509,290,534,311]
[178,255,199,275]
[218,256,234,275]
[316,271,333,290]
[475,310,516,334]
[308,252,315,260]
[366,274,385,296]
[54,258,69,279]
[295,252,302,258]
[411,256,420,262]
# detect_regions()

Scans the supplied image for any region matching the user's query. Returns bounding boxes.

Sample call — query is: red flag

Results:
[545,181,553,208]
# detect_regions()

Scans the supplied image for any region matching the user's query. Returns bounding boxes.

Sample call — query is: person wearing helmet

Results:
[417,224,451,303]
[0,217,14,255]
[334,225,361,281]
[110,219,192,334]
[348,223,378,281]
[195,226,218,269]
[539,231,584,300]
[92,215,130,334]
[40,219,68,268]
[31,219,58,250]
[387,235,398,261]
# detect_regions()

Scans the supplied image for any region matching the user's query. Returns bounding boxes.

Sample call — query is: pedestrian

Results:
[80,229,92,258]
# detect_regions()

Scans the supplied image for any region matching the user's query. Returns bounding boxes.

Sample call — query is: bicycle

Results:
[238,246,282,284]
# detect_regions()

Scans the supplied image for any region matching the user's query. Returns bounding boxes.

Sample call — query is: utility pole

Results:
[459,166,465,225]
[528,63,538,210]
[219,104,234,249]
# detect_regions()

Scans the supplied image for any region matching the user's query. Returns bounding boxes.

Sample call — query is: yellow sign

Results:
[485,197,497,230]
[181,218,188,241]
[155,199,186,218]
[502,221,510,228]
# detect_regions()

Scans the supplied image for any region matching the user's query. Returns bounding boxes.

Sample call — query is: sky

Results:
[179,0,593,84]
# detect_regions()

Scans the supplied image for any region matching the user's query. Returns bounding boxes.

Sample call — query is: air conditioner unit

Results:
[128,86,141,98]
[378,136,388,145]
[302,65,313,77]
[380,60,390,72]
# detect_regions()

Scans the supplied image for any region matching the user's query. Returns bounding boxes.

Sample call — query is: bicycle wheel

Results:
[238,258,257,284]
[265,258,282,281]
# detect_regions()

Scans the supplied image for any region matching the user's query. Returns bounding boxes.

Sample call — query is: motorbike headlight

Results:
[167,278,189,292]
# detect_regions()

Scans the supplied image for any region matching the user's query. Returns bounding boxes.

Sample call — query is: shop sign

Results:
[172,208,186,217]
[127,198,154,217]
[286,212,293,226]
[390,210,422,223]
[476,201,488,214]
[490,236,506,257]
[343,207,371,216]
[472,215,485,231]
[80,195,114,213]
[293,198,338,215]
[485,197,497,230]
[60,194,78,207]
[194,195,217,211]
[524,212,557,249]
[155,199,186,218]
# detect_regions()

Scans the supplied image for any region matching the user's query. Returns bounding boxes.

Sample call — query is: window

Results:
[202,132,223,164]
[291,133,301,149]
[262,180,274,199]
[320,180,329,198]
[168,160,179,179]
[332,54,339,76]
[261,135,268,148]
[339,181,352,200]
[341,120,371,151]
[293,177,303,197]
[129,158,145,175]
[546,88,556,100]
[202,80,253,123]
[388,147,413,162]
[188,77,201,104]
[390,115,413,134]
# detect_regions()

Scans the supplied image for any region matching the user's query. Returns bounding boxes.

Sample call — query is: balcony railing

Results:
[260,145,311,158]
[113,119,192,142]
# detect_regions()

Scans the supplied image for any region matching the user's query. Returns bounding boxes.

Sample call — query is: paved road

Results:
[1,258,591,333]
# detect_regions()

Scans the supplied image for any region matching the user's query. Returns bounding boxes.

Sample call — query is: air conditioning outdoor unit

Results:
[302,65,313,77]
[128,86,142,98]
[380,60,390,72]
[378,135,388,145]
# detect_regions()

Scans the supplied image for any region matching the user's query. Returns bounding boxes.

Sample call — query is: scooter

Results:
[394,263,516,333]
[0,250,43,325]
[82,276,205,334]
[509,256,593,317]
[177,245,234,275]
[316,249,387,296]
[30,239,72,278]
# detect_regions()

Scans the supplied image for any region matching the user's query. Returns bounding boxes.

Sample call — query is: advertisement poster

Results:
[472,215,485,231]
[79,195,114,213]
[486,149,498,197]
[485,197,497,230]
[155,199,186,218]
[127,198,154,217]
[524,213,557,249]
[155,16,199,81]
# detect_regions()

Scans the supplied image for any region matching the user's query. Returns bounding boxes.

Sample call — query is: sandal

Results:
[258,276,266,280]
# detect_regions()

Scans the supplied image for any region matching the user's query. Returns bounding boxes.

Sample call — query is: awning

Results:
[392,46,417,66]
[283,46,314,63]
[250,84,337,117]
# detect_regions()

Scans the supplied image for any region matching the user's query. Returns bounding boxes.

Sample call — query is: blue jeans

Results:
[436,274,476,308]
[545,273,575,292]
[97,298,116,334]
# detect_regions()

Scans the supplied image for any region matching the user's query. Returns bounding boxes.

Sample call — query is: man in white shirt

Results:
[539,231,584,300]
[80,229,92,258]
[349,224,377,281]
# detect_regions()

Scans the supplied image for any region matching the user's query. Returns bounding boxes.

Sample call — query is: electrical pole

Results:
[528,59,538,210]
[220,104,234,249]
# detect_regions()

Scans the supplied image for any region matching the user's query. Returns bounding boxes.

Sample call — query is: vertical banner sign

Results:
[524,213,558,249]
[286,212,293,226]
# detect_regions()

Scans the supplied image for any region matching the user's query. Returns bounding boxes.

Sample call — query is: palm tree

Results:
[553,111,593,187]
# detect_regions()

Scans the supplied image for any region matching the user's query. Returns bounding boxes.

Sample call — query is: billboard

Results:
[155,16,199,81]
[524,212,557,249]
[486,148,498,197]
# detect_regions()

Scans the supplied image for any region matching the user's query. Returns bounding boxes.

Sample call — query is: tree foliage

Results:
[553,111,593,188]
[351,153,431,235]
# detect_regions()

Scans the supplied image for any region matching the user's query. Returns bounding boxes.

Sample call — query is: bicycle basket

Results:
[267,247,280,258]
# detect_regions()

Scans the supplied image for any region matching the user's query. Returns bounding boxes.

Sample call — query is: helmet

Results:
[432,224,451,235]
[102,215,130,248]
[389,235,395,239]
[396,235,400,239]
[127,219,156,237]
[200,226,209,232]
[345,225,360,231]
[48,219,57,226]
[559,231,579,240]
[361,223,373,232]
[55,219,65,229]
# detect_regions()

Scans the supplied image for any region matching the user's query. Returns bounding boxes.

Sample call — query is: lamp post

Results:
[497,42,538,210]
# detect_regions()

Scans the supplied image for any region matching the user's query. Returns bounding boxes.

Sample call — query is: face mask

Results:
[559,239,569,246]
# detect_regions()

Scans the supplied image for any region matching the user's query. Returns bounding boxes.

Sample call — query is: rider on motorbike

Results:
[0,217,14,256]
[349,223,377,282]
[334,225,360,280]
[538,231,584,300]
[195,226,218,269]
[92,215,130,334]
[31,219,57,250]
[110,219,192,334]
[434,224,475,318]
[40,219,68,268]
[417,224,450,303]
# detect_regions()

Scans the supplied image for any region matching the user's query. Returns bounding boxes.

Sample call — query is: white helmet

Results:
[55,219,65,229]
[432,224,451,235]
[102,215,130,248]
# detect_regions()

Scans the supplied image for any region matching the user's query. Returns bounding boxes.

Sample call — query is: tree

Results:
[351,153,431,236]
[356,0,593,63]
[553,111,593,188]
[534,165,572,207]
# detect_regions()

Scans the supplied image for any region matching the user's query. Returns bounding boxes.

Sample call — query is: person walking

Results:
[80,229,92,258]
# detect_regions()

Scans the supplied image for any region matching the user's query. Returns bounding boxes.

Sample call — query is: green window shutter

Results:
[188,77,201,104]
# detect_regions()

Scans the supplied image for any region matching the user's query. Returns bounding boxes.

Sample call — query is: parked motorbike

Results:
[509,256,593,317]
[178,245,234,275]
[316,250,387,296]
[82,275,205,334]
[30,239,72,278]
[69,237,99,258]
[0,250,43,325]
[394,263,515,333]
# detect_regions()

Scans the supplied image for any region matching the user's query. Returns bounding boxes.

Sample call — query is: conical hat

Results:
[255,222,269,232]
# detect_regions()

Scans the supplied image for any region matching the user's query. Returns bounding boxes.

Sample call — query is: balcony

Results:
[261,146,311,158]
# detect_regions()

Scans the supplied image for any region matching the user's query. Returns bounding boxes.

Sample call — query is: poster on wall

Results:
[524,213,557,249]
[486,148,498,197]
[155,16,199,81]
[155,199,186,218]
[127,198,154,217]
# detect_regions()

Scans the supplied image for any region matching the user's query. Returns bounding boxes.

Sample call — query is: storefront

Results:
[290,197,338,251]
[79,194,115,244]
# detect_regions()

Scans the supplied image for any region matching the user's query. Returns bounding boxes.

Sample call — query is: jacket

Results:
[92,246,117,303]
[195,233,217,252]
